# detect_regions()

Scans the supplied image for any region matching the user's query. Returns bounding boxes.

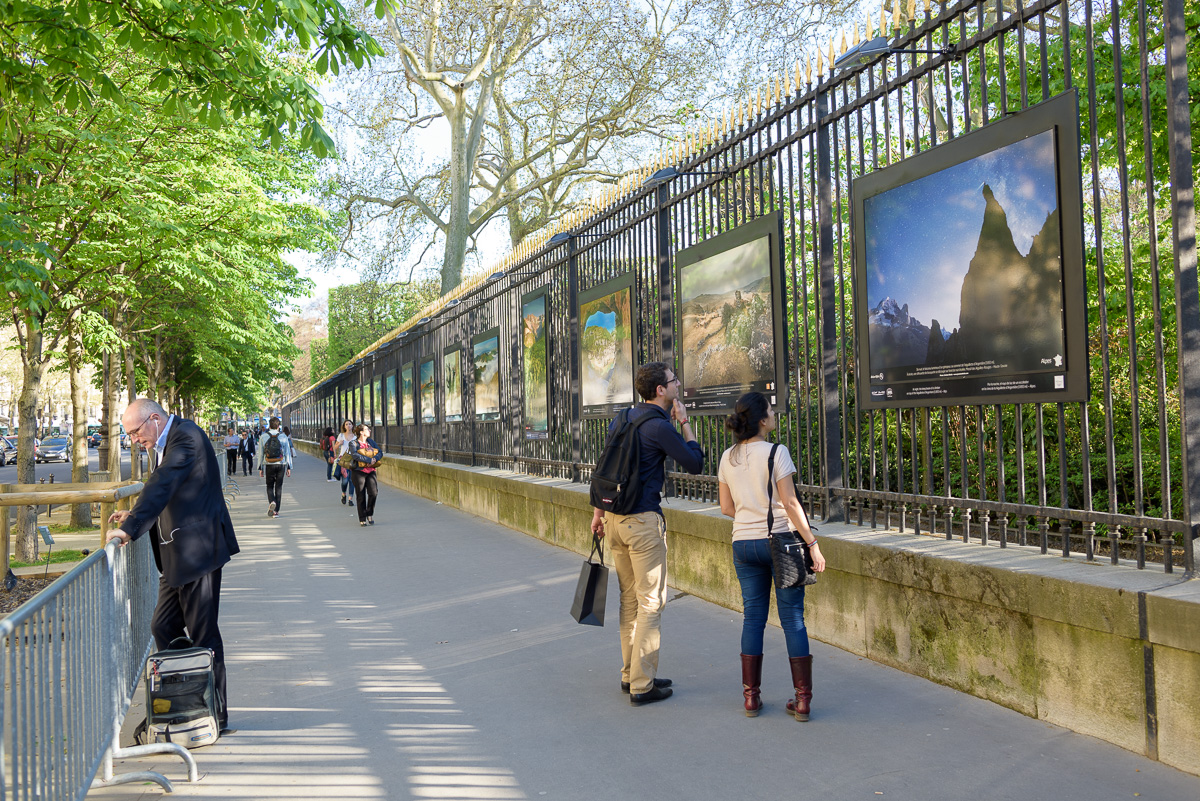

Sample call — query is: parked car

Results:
[87,432,101,448]
[35,437,71,463]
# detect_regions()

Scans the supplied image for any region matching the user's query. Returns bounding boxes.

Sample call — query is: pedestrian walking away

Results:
[282,425,298,461]
[321,427,338,481]
[105,398,239,734]
[257,417,292,518]
[336,419,357,506]
[222,427,240,478]
[718,391,826,720]
[349,424,383,526]
[589,361,705,706]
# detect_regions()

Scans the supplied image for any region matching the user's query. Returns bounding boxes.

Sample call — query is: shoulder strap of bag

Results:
[589,532,605,566]
[765,443,780,536]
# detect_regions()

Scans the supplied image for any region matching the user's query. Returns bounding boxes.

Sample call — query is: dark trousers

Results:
[264,464,285,511]
[151,568,227,727]
[241,452,253,474]
[225,449,238,476]
[350,470,377,521]
[325,457,335,480]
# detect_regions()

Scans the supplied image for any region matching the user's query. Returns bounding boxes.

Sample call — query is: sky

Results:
[680,236,771,301]
[863,129,1059,331]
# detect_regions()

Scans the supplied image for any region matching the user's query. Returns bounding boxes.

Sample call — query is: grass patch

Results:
[45,523,99,536]
[9,549,88,568]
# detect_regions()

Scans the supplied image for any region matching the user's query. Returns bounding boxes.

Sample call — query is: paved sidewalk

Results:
[89,454,1200,800]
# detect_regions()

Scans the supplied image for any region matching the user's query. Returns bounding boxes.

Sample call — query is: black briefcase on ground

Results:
[570,534,609,626]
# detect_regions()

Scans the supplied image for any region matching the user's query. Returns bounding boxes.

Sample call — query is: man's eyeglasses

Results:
[128,415,157,439]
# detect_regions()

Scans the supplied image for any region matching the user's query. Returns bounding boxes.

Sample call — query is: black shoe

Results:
[341,494,346,505]
[360,520,367,527]
[630,686,673,706]
[367,517,374,526]
[219,727,237,736]
[622,677,672,693]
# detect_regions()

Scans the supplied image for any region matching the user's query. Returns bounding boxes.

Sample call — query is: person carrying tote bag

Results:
[717,391,826,720]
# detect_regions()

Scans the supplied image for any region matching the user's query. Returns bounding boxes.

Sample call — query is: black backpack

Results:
[263,431,284,463]
[589,408,658,515]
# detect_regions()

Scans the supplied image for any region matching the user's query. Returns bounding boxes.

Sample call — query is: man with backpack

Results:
[257,417,292,518]
[589,361,705,706]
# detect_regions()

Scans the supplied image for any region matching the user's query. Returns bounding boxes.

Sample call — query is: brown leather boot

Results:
[740,654,763,717]
[785,655,813,721]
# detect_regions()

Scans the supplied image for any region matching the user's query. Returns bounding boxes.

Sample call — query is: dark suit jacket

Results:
[120,417,240,587]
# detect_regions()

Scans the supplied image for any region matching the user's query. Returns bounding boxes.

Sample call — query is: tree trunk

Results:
[125,345,140,480]
[15,325,44,564]
[441,96,472,294]
[67,331,92,528]
[106,351,121,476]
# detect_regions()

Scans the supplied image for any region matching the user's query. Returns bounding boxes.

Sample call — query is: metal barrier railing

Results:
[0,482,198,799]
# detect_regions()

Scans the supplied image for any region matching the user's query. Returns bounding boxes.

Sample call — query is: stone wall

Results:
[307,442,1200,776]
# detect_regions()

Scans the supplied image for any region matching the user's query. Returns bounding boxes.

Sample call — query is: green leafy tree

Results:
[326,279,440,368]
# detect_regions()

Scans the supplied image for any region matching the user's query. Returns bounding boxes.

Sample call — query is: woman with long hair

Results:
[321,427,337,481]
[336,419,357,506]
[717,391,826,720]
[349,423,382,526]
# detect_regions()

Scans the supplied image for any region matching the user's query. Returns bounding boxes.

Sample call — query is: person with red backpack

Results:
[321,427,337,481]
[588,361,705,706]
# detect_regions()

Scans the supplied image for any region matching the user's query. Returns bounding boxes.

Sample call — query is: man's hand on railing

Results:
[105,530,131,547]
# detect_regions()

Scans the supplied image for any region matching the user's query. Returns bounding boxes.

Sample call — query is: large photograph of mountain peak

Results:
[854,92,1089,409]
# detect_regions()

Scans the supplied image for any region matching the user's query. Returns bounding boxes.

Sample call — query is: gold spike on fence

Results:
[924,0,931,13]
[907,0,916,21]
[866,13,874,40]
[892,0,901,28]
[840,29,847,55]
[829,38,836,67]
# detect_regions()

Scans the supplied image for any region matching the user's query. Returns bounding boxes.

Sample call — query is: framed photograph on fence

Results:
[400,363,415,425]
[444,346,464,422]
[579,273,636,418]
[383,372,395,427]
[473,328,501,422]
[373,377,384,427]
[676,211,787,415]
[852,89,1088,409]
[522,288,550,439]
[419,357,436,424]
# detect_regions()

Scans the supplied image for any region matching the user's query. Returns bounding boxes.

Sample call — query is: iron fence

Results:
[288,0,1198,576]
[0,482,199,799]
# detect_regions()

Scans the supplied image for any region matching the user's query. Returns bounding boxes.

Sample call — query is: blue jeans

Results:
[732,538,809,658]
[325,457,335,480]
[340,466,355,498]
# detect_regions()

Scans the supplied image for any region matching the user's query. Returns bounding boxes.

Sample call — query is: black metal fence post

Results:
[566,237,582,482]
[1165,0,1199,577]
[817,90,845,523]
[657,182,674,369]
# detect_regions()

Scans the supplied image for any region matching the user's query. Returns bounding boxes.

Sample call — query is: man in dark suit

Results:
[106,398,240,732]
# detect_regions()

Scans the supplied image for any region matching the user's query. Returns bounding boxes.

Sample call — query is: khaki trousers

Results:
[604,511,668,694]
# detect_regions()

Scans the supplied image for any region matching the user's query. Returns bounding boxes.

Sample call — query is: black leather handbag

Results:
[765,444,817,590]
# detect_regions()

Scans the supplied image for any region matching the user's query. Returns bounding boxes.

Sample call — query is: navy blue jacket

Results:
[607,403,705,515]
[119,417,239,587]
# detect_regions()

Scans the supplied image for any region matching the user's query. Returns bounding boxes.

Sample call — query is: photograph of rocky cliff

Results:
[680,236,775,390]
[580,284,634,412]
[864,129,1064,375]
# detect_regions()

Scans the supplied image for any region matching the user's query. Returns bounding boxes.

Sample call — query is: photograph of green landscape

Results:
[522,290,549,438]
[579,276,635,417]
[419,358,436,423]
[473,330,501,421]
[444,348,463,421]
[401,363,414,425]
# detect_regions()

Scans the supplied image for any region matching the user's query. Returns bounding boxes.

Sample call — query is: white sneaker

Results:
[267,502,276,518]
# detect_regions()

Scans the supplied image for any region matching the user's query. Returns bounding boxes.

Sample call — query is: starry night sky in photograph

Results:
[863,129,1059,332]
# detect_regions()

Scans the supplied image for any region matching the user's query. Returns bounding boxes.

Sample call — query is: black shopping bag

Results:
[570,534,609,626]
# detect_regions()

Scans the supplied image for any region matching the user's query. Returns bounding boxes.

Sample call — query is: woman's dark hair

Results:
[342,419,354,431]
[725,391,770,443]
[323,427,335,440]
[282,425,291,436]
[354,423,371,437]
